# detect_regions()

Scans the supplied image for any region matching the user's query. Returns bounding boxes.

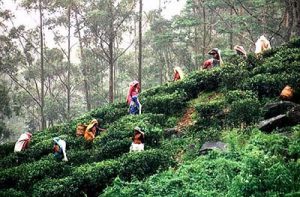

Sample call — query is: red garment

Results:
[173,71,181,81]
[126,81,139,104]
[202,59,213,70]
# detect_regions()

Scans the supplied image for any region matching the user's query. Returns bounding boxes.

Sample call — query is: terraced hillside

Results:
[1,39,300,197]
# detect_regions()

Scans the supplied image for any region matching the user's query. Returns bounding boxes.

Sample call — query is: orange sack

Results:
[280,85,294,100]
[84,131,95,142]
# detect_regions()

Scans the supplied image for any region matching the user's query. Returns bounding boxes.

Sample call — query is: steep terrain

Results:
[0,39,300,197]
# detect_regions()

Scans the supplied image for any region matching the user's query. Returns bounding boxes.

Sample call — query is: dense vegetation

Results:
[0,38,300,196]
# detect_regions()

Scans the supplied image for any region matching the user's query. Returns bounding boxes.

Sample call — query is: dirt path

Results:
[177,107,196,131]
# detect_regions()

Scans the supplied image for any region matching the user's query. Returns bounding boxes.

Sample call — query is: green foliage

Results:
[228,152,294,196]
[103,129,300,196]
[119,149,174,181]
[1,39,300,196]
[31,150,173,196]
[0,156,71,190]
[103,155,242,197]
[142,90,187,115]
[220,63,251,90]
[0,189,27,197]
[241,47,300,98]
[227,97,261,126]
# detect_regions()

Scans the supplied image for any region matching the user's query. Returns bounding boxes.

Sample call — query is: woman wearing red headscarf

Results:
[202,48,223,70]
[126,80,142,115]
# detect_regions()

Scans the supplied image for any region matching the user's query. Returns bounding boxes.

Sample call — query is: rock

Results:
[263,101,298,119]
[287,106,300,124]
[258,114,290,133]
[199,141,228,154]
[163,127,180,138]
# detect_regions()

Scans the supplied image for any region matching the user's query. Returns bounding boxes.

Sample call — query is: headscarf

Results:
[255,35,271,54]
[14,132,32,152]
[173,66,184,80]
[234,45,247,57]
[53,137,68,161]
[208,48,223,66]
[126,80,139,104]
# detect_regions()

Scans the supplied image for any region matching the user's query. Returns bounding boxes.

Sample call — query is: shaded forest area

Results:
[0,0,300,141]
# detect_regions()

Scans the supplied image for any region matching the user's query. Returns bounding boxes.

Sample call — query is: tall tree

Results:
[39,0,45,129]
[138,0,142,90]
[84,0,136,103]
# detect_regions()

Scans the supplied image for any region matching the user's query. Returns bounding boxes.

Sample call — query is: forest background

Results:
[0,0,299,143]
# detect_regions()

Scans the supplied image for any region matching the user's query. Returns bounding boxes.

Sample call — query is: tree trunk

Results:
[138,0,143,91]
[229,8,234,49]
[108,0,114,103]
[67,6,71,119]
[285,0,294,41]
[202,0,206,69]
[163,51,170,82]
[294,0,300,36]
[75,9,91,111]
[160,60,163,85]
[193,4,199,70]
[39,0,46,130]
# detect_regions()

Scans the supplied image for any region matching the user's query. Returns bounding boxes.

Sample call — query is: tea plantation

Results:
[1,38,300,197]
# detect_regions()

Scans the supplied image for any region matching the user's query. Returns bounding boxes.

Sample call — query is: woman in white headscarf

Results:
[14,132,32,152]
[53,137,68,161]
[255,35,271,54]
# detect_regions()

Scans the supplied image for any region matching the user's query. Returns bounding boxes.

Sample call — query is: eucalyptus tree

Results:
[43,0,77,119]
[20,0,49,129]
[83,0,137,103]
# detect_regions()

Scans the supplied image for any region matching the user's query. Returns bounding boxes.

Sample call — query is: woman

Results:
[234,45,247,58]
[84,121,97,142]
[53,137,68,161]
[130,127,145,152]
[173,66,184,81]
[14,132,32,152]
[126,80,142,115]
[255,35,271,54]
[202,48,223,70]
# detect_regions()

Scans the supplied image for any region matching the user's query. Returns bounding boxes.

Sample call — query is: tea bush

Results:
[1,38,300,196]
[142,90,187,115]
[0,189,26,197]
[0,155,71,190]
[31,149,173,197]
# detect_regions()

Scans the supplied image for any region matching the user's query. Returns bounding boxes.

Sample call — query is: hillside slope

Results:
[0,39,300,197]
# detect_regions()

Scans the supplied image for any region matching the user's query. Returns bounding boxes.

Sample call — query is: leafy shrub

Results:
[107,113,168,132]
[0,189,27,197]
[32,177,80,197]
[119,149,174,181]
[225,90,258,104]
[288,128,300,160]
[0,156,71,190]
[226,98,262,126]
[195,101,224,128]
[0,142,14,158]
[220,63,251,90]
[103,155,241,197]
[96,139,132,160]
[241,54,300,98]
[228,151,294,196]
[89,102,128,127]
[142,90,187,115]
[32,149,173,196]
[246,132,290,158]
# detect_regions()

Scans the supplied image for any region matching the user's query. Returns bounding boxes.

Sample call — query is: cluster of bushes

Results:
[241,47,300,98]
[1,38,300,196]
[195,90,262,129]
[30,150,173,197]
[102,128,300,196]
